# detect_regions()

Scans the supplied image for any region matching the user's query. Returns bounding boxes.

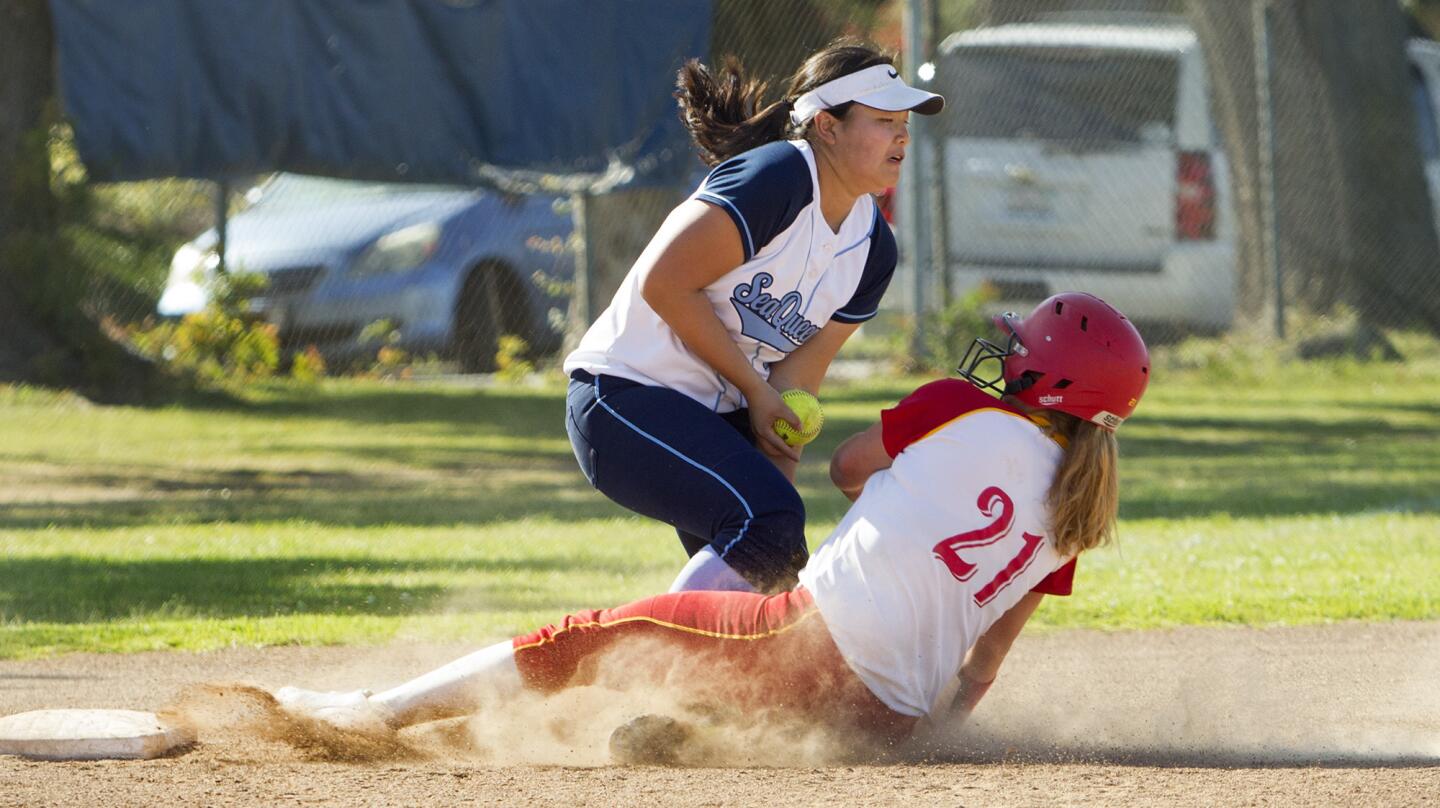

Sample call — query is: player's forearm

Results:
[648,289,768,398]
[949,594,1044,721]
[767,320,858,396]
[960,591,1044,684]
[950,669,994,717]
[832,459,870,501]
[830,422,890,500]
[764,364,819,399]
[634,200,763,398]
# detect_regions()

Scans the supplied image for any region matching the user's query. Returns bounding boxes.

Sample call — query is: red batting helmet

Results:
[956,292,1150,431]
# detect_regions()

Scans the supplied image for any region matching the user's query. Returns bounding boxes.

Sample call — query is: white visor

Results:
[789,63,945,126]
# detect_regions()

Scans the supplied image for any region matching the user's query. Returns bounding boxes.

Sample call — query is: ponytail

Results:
[675,56,793,166]
[676,40,895,167]
[1042,411,1121,558]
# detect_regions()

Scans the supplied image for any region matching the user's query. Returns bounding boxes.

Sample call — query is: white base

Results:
[0,709,193,761]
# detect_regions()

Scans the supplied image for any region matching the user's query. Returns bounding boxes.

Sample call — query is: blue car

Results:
[157,173,574,372]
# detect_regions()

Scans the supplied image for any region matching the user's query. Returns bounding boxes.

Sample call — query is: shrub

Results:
[494,334,535,382]
[126,273,281,385]
[289,345,327,383]
[886,284,999,373]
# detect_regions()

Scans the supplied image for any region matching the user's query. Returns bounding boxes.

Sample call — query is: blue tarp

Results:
[49,0,711,191]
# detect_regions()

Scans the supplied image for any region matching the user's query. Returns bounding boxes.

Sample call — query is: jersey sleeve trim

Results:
[1031,557,1076,596]
[695,142,812,262]
[694,191,755,258]
[831,204,897,324]
[831,308,879,323]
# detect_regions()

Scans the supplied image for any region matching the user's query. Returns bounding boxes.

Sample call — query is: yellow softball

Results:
[773,389,824,447]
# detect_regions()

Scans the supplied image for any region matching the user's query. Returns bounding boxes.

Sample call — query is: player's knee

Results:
[742,495,807,589]
[756,488,805,543]
[720,487,804,544]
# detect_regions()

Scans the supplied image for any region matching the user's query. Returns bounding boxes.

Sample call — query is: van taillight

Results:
[1175,151,1216,241]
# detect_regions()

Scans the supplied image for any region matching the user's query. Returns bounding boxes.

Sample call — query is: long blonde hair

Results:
[1039,411,1121,558]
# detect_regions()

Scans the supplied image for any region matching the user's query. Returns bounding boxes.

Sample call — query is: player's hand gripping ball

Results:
[773,389,824,448]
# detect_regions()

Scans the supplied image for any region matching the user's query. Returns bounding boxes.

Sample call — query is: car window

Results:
[1410,66,1440,162]
[935,46,1179,145]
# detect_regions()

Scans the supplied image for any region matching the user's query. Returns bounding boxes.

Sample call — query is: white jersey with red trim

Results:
[798,380,1073,718]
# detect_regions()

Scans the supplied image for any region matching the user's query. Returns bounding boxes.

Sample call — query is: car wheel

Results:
[454,263,529,374]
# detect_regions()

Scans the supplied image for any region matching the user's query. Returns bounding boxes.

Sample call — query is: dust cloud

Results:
[906,624,1440,766]
[165,625,1440,768]
[163,637,870,768]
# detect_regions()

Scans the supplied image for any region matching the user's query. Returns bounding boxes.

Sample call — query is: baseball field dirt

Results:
[2,621,1436,806]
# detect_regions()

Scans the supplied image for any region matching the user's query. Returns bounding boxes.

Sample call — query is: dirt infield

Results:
[2,621,1437,807]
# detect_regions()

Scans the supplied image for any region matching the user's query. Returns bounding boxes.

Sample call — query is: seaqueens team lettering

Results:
[730,272,822,350]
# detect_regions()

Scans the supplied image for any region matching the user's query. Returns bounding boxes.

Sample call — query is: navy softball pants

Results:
[565,370,807,593]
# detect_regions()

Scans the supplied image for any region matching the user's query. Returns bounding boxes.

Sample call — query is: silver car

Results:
[158,174,574,371]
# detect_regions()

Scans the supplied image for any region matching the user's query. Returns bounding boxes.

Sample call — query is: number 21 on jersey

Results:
[932,486,1044,607]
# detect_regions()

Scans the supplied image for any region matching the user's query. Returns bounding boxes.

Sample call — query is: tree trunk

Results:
[0,0,53,250]
[1294,0,1440,332]
[0,0,171,402]
[0,0,63,383]
[1191,0,1440,335]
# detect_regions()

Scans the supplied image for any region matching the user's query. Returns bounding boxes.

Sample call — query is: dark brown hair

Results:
[675,39,896,166]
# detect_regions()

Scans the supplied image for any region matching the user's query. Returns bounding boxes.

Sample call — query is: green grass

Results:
[2,338,1439,659]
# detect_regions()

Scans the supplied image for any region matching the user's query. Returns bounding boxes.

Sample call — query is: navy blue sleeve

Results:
[832,206,897,323]
[694,141,813,262]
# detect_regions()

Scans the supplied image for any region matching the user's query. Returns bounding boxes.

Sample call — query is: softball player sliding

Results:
[276,293,1151,749]
[564,40,944,594]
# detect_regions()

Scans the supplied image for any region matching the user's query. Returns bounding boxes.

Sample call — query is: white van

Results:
[928,21,1236,334]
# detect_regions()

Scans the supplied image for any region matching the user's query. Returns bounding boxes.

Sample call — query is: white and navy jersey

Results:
[564,140,897,413]
[798,380,1078,718]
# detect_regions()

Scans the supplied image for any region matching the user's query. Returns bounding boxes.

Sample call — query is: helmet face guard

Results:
[955,313,1024,396]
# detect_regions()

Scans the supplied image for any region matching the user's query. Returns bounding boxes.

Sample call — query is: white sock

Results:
[370,640,522,725]
[668,546,756,593]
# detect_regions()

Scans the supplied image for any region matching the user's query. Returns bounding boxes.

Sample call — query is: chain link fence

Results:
[30,0,1440,390]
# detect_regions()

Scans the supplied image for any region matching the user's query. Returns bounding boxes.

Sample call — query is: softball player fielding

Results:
[564,40,945,594]
[275,293,1151,751]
